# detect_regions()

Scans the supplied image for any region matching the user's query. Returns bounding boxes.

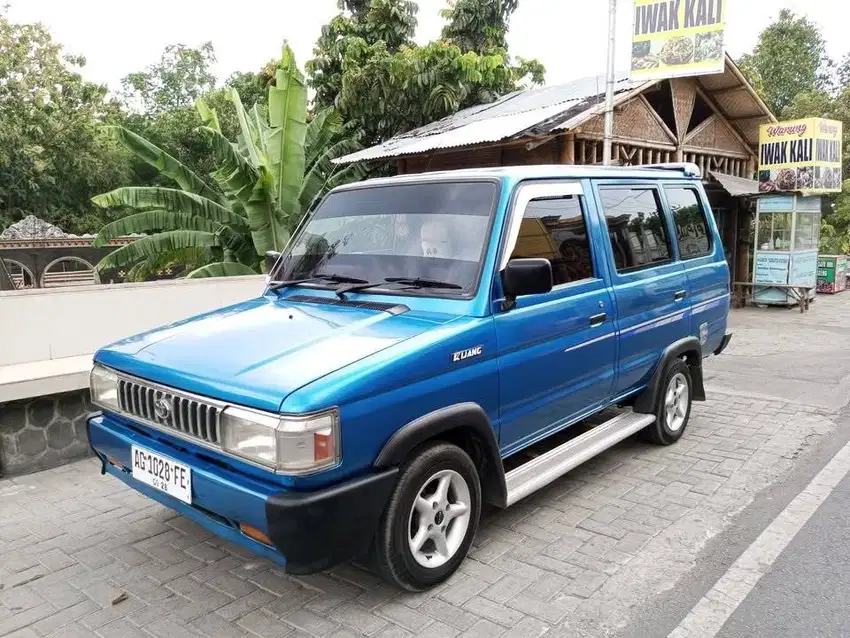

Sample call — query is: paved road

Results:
[718,470,850,638]
[2,294,850,638]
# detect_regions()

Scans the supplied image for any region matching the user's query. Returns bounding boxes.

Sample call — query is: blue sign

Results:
[758,196,794,213]
[754,252,790,284]
[754,251,790,303]
[790,250,818,287]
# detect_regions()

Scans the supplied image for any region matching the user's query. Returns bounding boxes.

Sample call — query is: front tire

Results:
[374,442,481,591]
[642,359,692,445]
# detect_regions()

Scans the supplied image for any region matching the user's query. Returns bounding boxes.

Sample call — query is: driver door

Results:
[495,181,617,456]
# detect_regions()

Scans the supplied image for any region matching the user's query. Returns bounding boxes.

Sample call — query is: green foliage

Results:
[306,0,544,150]
[0,12,133,234]
[93,44,366,281]
[116,44,276,193]
[440,0,519,55]
[739,10,850,254]
[121,43,217,115]
[737,9,833,117]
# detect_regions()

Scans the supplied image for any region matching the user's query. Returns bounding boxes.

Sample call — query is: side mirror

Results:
[264,251,281,276]
[501,258,553,311]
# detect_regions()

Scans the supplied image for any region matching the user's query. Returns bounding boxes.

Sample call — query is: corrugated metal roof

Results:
[335,54,775,165]
[709,171,761,197]
[335,73,642,164]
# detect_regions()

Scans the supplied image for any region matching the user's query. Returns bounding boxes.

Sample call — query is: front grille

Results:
[117,377,222,446]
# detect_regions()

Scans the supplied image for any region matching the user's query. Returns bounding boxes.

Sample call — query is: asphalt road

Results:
[717,469,850,638]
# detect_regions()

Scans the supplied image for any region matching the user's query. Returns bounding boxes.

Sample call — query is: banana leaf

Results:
[198,126,259,207]
[124,247,210,282]
[230,88,261,166]
[185,262,259,278]
[246,166,290,255]
[304,108,343,169]
[96,231,219,271]
[92,211,219,248]
[299,138,367,213]
[195,98,221,133]
[92,187,246,227]
[102,125,222,204]
[266,45,308,219]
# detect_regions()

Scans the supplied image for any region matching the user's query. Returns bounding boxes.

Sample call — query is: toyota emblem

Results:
[154,397,171,420]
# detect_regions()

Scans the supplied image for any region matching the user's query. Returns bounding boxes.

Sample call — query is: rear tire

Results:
[642,359,692,445]
[374,442,481,591]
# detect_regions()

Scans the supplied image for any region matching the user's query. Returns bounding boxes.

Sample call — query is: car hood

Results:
[95,295,456,412]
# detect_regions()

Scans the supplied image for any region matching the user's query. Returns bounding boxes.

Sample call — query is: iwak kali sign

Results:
[758,118,843,194]
[631,0,726,81]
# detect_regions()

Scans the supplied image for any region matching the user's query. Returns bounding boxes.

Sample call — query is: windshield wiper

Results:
[384,277,464,290]
[268,272,369,293]
[334,276,464,299]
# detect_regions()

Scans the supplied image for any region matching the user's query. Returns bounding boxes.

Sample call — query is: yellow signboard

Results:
[631,0,727,81]
[758,118,843,194]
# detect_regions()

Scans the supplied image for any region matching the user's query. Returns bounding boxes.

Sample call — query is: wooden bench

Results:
[733,282,815,313]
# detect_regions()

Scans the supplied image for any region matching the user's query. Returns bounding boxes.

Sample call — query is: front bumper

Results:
[87,413,397,574]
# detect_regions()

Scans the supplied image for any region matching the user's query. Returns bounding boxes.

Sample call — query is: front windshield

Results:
[272,180,498,295]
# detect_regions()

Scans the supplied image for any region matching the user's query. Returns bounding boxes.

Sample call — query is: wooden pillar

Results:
[560,134,576,165]
[396,159,406,175]
[675,147,684,162]
[746,156,756,179]
[736,200,752,284]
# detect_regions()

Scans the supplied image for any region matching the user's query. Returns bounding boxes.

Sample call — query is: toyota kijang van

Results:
[87,163,732,590]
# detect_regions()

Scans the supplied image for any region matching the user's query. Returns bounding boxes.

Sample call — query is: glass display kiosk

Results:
[753,195,822,306]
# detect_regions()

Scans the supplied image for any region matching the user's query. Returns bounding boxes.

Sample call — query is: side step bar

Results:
[504,411,656,507]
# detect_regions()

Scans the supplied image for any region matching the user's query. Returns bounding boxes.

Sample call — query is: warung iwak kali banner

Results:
[758,118,843,194]
[631,0,726,81]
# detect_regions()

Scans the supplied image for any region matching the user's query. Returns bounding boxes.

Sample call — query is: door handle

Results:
[589,312,607,327]
[674,290,687,301]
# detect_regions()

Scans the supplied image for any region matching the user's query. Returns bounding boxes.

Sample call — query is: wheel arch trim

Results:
[374,402,507,508]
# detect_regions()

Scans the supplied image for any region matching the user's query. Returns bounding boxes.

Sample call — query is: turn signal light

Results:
[314,431,334,462]
[239,523,273,546]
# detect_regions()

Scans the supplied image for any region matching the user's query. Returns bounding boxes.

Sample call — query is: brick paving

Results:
[1,298,847,638]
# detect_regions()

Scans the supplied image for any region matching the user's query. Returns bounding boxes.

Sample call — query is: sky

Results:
[7,0,848,93]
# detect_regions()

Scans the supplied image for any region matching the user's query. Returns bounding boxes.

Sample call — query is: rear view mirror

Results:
[501,258,553,310]
[264,251,282,277]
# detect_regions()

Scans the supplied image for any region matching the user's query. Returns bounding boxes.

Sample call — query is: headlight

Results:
[220,406,340,474]
[90,365,120,412]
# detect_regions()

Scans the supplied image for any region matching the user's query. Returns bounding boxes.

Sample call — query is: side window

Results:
[598,187,671,272]
[666,187,712,259]
[510,196,594,286]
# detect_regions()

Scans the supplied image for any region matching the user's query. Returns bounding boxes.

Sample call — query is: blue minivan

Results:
[87,163,732,590]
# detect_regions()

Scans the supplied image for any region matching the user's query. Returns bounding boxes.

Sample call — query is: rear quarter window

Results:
[665,186,712,259]
[598,187,672,272]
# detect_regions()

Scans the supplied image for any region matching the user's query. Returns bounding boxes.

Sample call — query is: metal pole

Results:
[603,0,618,166]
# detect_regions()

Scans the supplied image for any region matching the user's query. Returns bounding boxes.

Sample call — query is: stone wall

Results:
[0,389,93,476]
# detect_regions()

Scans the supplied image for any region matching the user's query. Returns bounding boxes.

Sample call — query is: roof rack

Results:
[641,162,702,178]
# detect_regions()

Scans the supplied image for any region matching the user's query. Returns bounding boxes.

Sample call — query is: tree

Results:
[738,9,833,117]
[306,0,544,150]
[91,45,367,280]
[440,0,518,55]
[117,45,278,193]
[121,42,217,115]
[0,12,133,234]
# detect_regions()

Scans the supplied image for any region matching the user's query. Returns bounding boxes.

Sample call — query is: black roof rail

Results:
[641,162,702,178]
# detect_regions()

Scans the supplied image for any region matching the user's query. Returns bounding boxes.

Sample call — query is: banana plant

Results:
[92,43,367,280]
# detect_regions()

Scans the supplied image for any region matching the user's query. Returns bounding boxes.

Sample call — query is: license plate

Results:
[131,445,192,504]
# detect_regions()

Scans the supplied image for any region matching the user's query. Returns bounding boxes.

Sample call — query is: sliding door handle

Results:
[589,312,607,327]
[674,290,687,302]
